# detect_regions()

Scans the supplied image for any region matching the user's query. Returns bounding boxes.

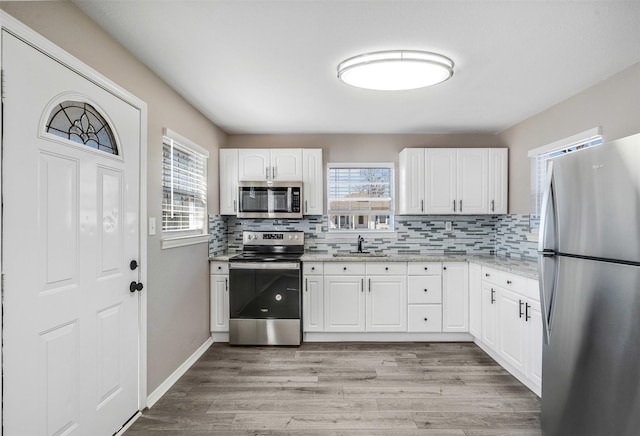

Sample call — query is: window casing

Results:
[162,130,209,240]
[528,127,602,230]
[327,163,394,233]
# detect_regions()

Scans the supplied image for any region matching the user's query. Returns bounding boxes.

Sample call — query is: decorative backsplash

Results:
[209,213,538,260]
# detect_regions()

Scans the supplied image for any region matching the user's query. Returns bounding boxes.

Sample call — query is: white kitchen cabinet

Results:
[398,148,425,214]
[425,148,457,214]
[468,262,482,339]
[488,148,508,214]
[407,262,443,332]
[303,262,324,332]
[456,149,488,214]
[210,262,229,332]
[302,148,323,215]
[323,275,365,332]
[219,149,239,215]
[442,262,469,332]
[366,275,407,332]
[527,297,543,388]
[481,281,498,352]
[238,148,302,181]
[497,286,527,374]
[399,147,506,215]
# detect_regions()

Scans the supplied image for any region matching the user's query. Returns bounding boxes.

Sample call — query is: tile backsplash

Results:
[209,213,538,260]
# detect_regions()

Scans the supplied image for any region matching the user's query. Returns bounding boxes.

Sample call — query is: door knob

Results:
[130,260,139,270]
[129,281,144,293]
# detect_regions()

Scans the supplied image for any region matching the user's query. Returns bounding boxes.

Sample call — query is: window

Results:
[528,127,602,230]
[46,100,118,154]
[327,163,394,233]
[162,128,209,247]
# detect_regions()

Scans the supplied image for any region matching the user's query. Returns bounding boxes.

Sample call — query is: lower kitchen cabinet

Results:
[497,286,528,374]
[366,275,407,332]
[210,262,229,332]
[442,262,469,332]
[527,298,543,388]
[303,263,324,332]
[481,282,498,351]
[408,304,442,332]
[468,262,482,338]
[323,275,365,332]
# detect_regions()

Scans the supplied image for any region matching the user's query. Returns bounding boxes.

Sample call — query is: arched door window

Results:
[46,101,118,155]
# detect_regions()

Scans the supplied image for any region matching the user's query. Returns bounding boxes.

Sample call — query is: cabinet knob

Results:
[424,289,428,293]
[443,267,447,270]
[485,273,490,277]
[385,267,389,271]
[424,317,428,322]
[311,267,315,271]
[343,267,347,271]
[424,267,428,271]
[507,280,512,285]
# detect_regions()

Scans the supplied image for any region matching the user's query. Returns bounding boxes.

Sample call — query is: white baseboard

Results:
[146,336,214,407]
[115,411,142,436]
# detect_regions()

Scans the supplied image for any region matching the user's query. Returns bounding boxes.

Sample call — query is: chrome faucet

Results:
[357,235,365,253]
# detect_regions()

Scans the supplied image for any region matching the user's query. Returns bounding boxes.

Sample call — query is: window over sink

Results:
[327,163,395,233]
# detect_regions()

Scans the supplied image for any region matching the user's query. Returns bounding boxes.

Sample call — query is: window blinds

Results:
[162,136,208,233]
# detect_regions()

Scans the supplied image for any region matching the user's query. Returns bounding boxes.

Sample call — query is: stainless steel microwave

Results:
[237,181,302,218]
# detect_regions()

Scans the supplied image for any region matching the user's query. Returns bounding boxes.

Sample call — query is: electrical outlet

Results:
[149,217,156,235]
[315,224,322,233]
[445,221,452,231]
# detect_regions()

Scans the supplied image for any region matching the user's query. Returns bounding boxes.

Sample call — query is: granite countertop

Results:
[210,252,538,279]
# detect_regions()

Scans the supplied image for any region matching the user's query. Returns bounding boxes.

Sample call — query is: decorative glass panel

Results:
[46,101,118,155]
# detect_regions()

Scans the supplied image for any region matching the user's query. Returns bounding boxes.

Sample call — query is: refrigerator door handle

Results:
[538,161,558,345]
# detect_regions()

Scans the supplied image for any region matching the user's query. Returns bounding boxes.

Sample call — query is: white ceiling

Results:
[74,1,640,135]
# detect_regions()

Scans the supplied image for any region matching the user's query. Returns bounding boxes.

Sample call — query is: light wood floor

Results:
[125,342,542,435]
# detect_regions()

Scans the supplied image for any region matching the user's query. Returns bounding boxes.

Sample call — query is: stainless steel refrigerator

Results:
[538,133,640,436]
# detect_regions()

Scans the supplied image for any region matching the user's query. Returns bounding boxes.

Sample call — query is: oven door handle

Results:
[229,262,300,270]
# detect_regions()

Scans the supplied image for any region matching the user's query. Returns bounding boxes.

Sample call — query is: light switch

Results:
[149,217,156,236]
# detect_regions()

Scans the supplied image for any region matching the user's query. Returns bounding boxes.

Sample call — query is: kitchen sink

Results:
[332,252,387,257]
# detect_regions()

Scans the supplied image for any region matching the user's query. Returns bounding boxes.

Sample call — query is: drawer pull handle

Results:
[491,288,495,304]
[525,303,531,321]
[424,317,428,322]
[519,299,524,318]
[485,273,490,277]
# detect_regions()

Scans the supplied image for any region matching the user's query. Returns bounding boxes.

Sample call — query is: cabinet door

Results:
[457,149,488,214]
[238,149,270,181]
[366,276,407,332]
[488,148,508,214]
[303,275,324,332]
[210,274,229,332]
[323,276,365,332]
[497,287,527,374]
[271,149,302,181]
[527,299,543,390]
[425,149,456,214]
[219,149,239,215]
[302,149,323,215]
[469,263,482,339]
[442,262,469,332]
[481,282,498,352]
[399,148,425,214]
[408,305,442,332]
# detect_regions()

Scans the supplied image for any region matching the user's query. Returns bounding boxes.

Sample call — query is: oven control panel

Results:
[243,231,304,246]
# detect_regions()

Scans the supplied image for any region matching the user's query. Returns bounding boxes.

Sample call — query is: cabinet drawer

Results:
[408,262,442,275]
[324,262,366,275]
[366,262,407,275]
[408,276,442,304]
[303,262,324,275]
[482,267,527,291]
[408,305,442,332]
[210,261,229,275]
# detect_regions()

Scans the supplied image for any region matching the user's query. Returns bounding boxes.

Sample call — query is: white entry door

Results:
[2,31,141,435]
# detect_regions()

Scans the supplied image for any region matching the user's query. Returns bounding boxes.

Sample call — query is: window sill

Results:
[161,233,209,250]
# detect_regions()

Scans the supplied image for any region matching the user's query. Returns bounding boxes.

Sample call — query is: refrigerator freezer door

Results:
[542,255,640,436]
[550,133,640,263]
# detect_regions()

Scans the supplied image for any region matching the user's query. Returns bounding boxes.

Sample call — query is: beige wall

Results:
[1,1,227,393]
[499,62,640,213]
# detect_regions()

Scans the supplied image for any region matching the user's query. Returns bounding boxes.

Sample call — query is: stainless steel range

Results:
[228,231,304,346]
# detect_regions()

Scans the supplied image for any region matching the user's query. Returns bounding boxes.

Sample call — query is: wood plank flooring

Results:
[124,342,541,435]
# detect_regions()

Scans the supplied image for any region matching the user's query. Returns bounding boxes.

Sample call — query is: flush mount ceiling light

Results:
[337,50,454,91]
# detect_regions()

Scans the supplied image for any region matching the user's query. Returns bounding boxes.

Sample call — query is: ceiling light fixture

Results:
[337,50,454,91]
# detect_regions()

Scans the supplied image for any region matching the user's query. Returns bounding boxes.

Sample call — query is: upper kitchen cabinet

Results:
[399,147,508,215]
[238,149,302,181]
[219,149,239,215]
[302,149,324,215]
[488,148,508,214]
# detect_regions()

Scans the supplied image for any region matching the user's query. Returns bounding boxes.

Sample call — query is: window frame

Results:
[326,162,396,235]
[528,127,602,237]
[161,128,210,249]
